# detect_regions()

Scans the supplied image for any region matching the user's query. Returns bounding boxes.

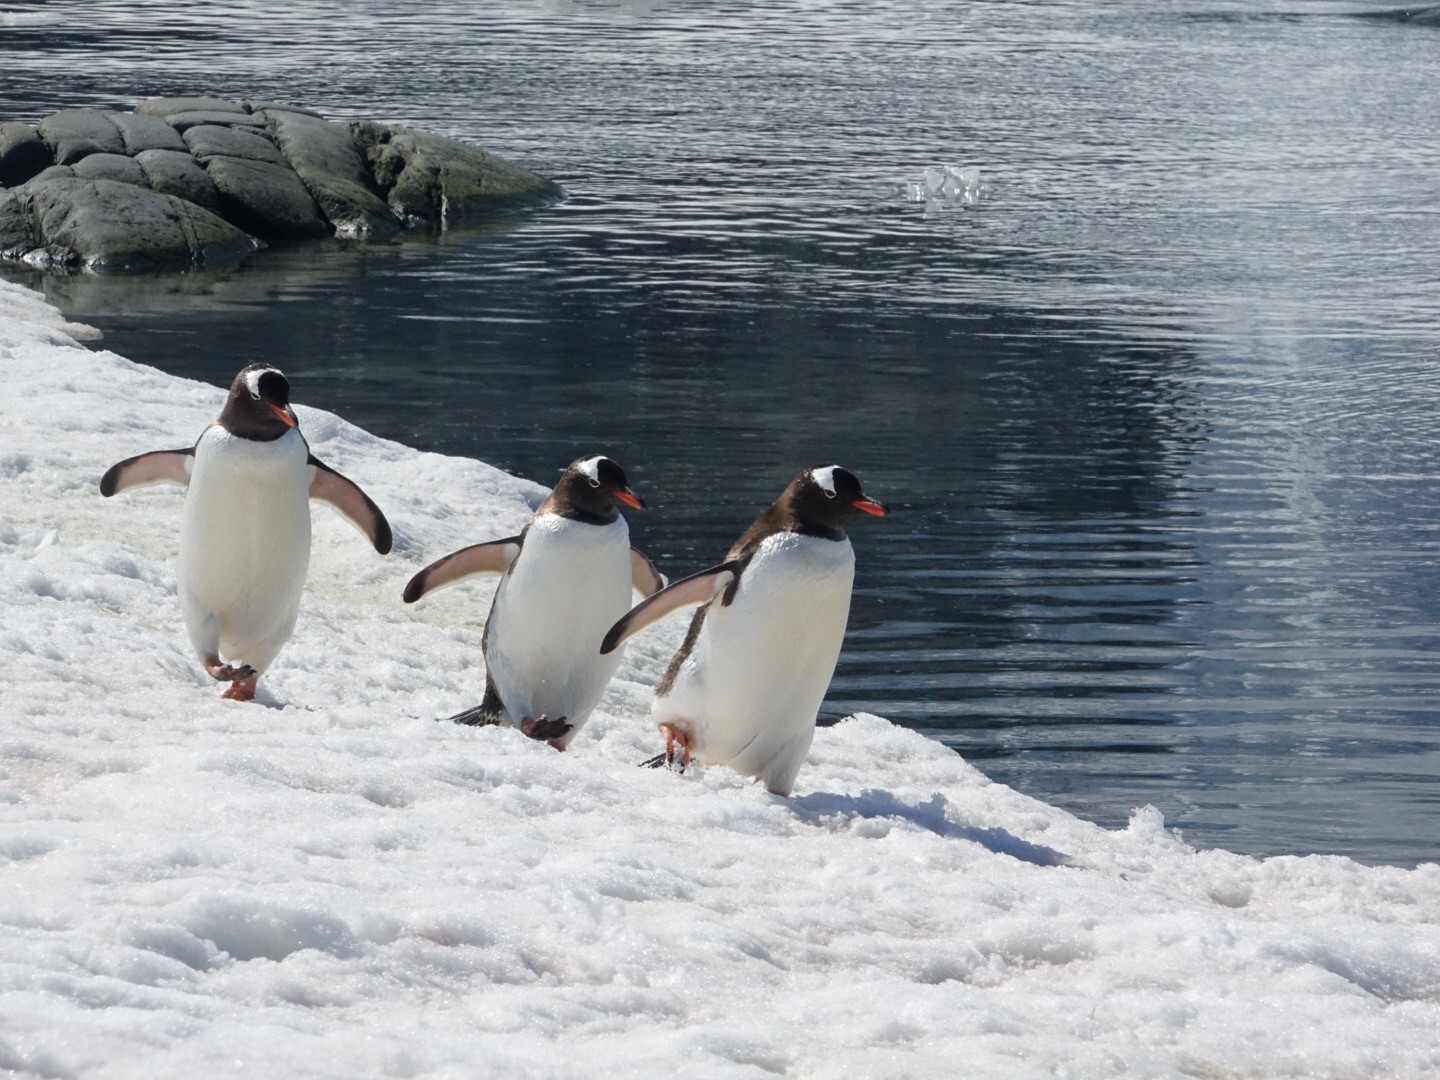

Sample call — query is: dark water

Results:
[5,0,1440,865]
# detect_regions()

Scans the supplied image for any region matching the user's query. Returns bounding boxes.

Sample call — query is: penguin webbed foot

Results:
[205,659,257,682]
[647,724,692,773]
[519,715,572,743]
[220,674,258,701]
[203,657,258,701]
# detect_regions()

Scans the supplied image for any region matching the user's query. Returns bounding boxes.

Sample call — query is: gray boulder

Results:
[134,97,247,118]
[165,111,268,133]
[202,155,328,240]
[351,121,561,224]
[4,96,561,273]
[135,149,222,214]
[0,189,26,246]
[184,124,286,166]
[0,122,52,187]
[108,112,188,155]
[243,100,323,118]
[30,165,76,183]
[0,176,259,270]
[37,110,125,166]
[72,153,150,187]
[261,110,398,239]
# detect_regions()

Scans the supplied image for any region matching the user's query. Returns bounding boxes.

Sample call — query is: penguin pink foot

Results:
[204,657,258,700]
[519,715,573,746]
[221,675,258,701]
[660,722,692,771]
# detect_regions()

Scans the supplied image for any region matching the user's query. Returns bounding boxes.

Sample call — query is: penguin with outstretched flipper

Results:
[404,455,663,749]
[603,465,886,796]
[101,364,391,701]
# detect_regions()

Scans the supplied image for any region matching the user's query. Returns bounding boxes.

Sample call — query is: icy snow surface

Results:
[1,278,1438,1079]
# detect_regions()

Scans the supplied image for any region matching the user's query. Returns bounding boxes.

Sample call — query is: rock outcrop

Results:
[0,123,54,187]
[0,178,259,271]
[351,121,562,225]
[0,98,562,272]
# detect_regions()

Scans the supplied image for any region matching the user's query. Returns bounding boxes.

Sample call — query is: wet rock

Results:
[134,97,247,118]
[0,189,27,248]
[30,165,76,183]
[165,111,268,133]
[243,100,323,119]
[183,124,286,166]
[5,97,560,272]
[135,150,222,214]
[0,122,52,187]
[72,153,149,187]
[261,110,397,239]
[202,156,328,240]
[108,112,188,155]
[351,122,561,224]
[1,177,259,270]
[36,110,125,166]
[1353,4,1440,23]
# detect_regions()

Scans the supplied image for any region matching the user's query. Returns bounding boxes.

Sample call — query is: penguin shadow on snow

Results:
[788,789,1072,866]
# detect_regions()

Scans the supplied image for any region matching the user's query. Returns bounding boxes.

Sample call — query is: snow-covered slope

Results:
[1,279,1438,1079]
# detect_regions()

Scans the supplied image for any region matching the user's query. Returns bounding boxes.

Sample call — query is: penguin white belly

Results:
[484,513,633,731]
[178,426,311,675]
[655,532,855,793]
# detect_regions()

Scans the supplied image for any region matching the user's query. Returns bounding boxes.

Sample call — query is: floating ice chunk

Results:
[906,165,988,208]
[0,10,63,25]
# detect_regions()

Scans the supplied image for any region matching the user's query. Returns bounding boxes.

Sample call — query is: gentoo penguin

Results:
[601,465,887,796]
[100,364,392,701]
[403,455,664,750]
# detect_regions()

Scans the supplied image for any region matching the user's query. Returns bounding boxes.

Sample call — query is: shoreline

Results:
[1,278,1438,1077]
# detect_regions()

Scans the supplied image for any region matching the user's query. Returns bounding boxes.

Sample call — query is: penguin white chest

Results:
[178,426,312,672]
[485,513,633,724]
[656,531,855,779]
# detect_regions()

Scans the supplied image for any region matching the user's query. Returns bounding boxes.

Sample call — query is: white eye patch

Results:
[811,465,838,498]
[577,456,604,487]
[244,367,275,400]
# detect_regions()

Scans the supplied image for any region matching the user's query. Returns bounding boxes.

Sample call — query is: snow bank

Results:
[1,278,1438,1078]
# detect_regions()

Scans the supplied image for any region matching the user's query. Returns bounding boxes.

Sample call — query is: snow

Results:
[2,277,1439,1079]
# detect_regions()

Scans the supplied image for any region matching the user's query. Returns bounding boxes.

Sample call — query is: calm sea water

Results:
[4,0,1440,864]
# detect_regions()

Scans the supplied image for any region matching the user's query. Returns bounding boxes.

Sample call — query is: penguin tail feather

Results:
[445,703,506,727]
[444,677,508,727]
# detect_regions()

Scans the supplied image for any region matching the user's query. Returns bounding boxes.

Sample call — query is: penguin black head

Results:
[786,465,888,535]
[550,455,645,523]
[219,364,298,441]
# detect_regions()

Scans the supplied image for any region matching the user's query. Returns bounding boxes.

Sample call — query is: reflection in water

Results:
[5,0,1440,864]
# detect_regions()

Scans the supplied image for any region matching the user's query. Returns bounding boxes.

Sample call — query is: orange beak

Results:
[615,488,645,510]
[269,404,297,428]
[852,499,888,516]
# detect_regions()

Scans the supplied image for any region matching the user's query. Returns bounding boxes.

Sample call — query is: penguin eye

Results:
[588,478,601,489]
[823,488,836,499]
